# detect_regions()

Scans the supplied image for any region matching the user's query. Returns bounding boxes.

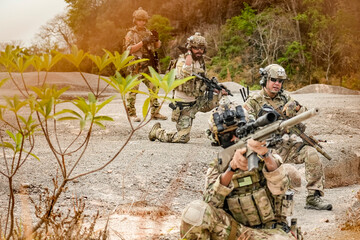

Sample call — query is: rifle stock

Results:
[218,108,319,172]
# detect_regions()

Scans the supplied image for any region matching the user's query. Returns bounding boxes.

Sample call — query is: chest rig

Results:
[176,59,207,97]
[223,161,293,227]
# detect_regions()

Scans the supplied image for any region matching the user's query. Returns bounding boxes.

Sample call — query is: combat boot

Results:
[151,113,168,120]
[305,191,332,210]
[130,115,141,122]
[149,122,161,141]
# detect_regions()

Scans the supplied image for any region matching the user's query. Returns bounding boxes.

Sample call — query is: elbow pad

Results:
[263,164,289,195]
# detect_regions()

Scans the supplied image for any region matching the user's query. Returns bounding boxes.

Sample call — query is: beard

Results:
[191,52,203,61]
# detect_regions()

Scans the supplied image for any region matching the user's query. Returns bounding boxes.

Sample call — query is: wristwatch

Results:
[257,150,271,161]
[227,164,237,172]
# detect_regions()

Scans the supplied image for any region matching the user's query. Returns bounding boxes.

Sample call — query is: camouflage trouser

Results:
[180,200,297,240]
[126,78,161,117]
[284,145,325,196]
[155,95,219,143]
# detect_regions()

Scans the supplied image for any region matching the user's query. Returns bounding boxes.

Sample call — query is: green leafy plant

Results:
[0,44,192,239]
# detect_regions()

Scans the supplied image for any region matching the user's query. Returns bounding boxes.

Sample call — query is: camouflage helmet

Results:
[186,32,207,49]
[264,64,287,80]
[132,7,149,21]
[218,96,231,110]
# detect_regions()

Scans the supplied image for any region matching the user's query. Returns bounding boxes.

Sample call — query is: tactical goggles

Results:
[135,19,147,22]
[270,78,285,84]
[192,46,206,51]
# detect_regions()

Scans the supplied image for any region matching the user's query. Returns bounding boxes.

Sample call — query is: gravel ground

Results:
[0,73,359,239]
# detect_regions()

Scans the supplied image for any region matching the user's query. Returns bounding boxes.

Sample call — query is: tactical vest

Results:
[176,56,207,97]
[223,162,293,227]
[125,26,154,59]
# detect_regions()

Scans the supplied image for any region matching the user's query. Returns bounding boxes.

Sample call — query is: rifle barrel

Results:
[280,108,319,130]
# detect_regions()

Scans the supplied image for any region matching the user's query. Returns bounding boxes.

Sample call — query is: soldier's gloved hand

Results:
[283,100,301,117]
[142,35,157,45]
[230,147,248,171]
[220,88,229,96]
[247,139,268,156]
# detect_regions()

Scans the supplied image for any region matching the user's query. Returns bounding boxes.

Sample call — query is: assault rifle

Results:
[143,30,160,72]
[193,73,232,100]
[269,104,332,161]
[217,108,319,172]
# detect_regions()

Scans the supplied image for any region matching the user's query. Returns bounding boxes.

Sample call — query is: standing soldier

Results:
[244,64,332,211]
[148,32,227,143]
[124,7,167,122]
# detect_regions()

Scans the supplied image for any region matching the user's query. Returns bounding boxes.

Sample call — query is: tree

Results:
[33,14,76,54]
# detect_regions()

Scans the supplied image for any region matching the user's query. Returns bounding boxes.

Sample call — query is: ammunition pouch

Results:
[177,78,206,97]
[226,171,294,227]
[169,101,196,122]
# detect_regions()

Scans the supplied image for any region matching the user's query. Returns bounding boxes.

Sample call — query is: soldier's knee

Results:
[283,164,301,188]
[304,146,320,164]
[180,200,209,237]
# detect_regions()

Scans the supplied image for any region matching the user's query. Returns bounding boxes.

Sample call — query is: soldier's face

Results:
[135,19,147,28]
[191,46,205,58]
[265,77,283,95]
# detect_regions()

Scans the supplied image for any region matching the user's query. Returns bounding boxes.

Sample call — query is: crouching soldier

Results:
[180,139,303,240]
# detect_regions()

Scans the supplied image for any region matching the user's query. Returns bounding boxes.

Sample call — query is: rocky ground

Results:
[0,72,359,239]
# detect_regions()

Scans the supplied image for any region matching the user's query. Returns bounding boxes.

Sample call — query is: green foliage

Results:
[87,52,113,73]
[0,78,8,87]
[104,50,147,72]
[277,41,307,75]
[209,3,257,82]
[101,72,141,98]
[0,45,21,70]
[63,45,88,69]
[225,3,257,37]
[56,93,115,130]
[30,85,70,119]
[147,15,174,47]
[140,67,193,117]
[0,44,197,238]
[159,56,171,73]
[0,96,39,161]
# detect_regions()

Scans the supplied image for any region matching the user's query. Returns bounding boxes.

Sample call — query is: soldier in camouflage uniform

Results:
[180,139,303,240]
[243,64,332,211]
[124,7,167,122]
[148,33,227,143]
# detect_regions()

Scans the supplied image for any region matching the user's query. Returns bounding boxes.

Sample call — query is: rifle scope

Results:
[235,112,277,138]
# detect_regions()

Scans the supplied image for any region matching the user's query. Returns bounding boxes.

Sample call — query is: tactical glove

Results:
[142,35,157,45]
[283,100,301,117]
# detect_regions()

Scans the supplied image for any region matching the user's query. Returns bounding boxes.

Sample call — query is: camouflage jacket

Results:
[243,89,307,121]
[203,155,285,208]
[124,26,156,59]
[244,88,308,161]
[174,54,207,100]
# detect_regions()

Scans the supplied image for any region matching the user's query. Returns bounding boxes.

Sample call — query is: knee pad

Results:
[181,200,208,226]
[305,146,320,164]
[283,164,301,188]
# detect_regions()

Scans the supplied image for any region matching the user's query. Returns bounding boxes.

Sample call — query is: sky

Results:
[0,0,68,46]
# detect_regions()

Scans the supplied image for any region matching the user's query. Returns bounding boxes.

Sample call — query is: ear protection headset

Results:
[259,67,268,87]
